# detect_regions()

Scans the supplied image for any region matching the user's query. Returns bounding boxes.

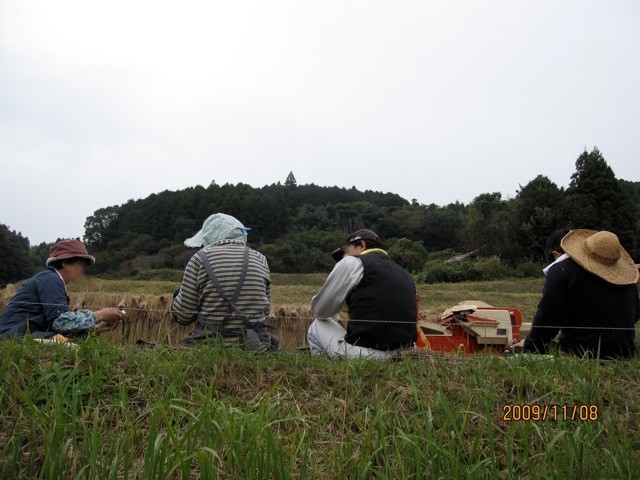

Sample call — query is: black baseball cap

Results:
[331,229,385,262]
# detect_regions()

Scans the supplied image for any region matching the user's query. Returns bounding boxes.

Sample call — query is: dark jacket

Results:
[345,252,417,350]
[0,268,70,338]
[524,258,640,359]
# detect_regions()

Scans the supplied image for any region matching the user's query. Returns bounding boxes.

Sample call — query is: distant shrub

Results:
[514,260,544,279]
[425,249,460,262]
[126,254,171,270]
[419,256,542,283]
[474,256,512,281]
[388,238,428,273]
[420,260,477,283]
[158,244,194,269]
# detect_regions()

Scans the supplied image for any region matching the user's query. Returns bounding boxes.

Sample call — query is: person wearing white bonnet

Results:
[184,213,250,248]
[512,229,639,359]
[172,213,279,351]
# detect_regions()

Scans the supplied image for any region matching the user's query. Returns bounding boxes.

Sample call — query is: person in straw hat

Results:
[513,230,640,359]
[0,239,124,340]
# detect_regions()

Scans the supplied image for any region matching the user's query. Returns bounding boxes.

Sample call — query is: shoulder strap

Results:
[230,246,250,309]
[197,247,252,328]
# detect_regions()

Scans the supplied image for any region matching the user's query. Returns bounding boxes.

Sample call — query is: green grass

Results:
[3,275,637,478]
[0,338,638,479]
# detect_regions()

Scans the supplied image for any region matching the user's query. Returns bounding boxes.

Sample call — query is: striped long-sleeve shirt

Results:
[172,241,271,347]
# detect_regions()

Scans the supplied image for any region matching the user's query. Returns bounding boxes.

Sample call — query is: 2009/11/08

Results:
[502,404,599,422]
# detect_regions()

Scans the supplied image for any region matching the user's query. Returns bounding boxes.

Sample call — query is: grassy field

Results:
[1,338,639,479]
[1,275,639,478]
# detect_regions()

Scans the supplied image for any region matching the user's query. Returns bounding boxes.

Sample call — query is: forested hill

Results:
[80,148,638,275]
[1,148,638,283]
[82,180,420,274]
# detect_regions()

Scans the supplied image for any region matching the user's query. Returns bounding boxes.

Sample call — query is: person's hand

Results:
[511,339,525,349]
[95,308,125,325]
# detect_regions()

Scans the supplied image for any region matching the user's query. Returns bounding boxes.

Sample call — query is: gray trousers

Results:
[307,319,394,360]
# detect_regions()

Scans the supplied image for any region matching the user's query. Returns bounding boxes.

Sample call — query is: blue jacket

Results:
[0,267,70,338]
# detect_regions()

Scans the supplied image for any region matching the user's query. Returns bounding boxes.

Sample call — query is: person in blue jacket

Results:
[0,239,123,339]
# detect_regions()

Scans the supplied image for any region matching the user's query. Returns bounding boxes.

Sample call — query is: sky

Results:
[1,1,639,244]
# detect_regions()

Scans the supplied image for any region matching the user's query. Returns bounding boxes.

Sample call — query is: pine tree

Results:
[285,171,297,188]
[515,175,564,259]
[561,148,638,257]
[619,179,640,221]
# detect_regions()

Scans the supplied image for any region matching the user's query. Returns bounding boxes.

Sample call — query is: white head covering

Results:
[184,213,249,248]
[542,253,569,276]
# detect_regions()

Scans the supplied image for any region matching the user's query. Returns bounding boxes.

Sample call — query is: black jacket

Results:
[345,252,417,350]
[524,258,640,359]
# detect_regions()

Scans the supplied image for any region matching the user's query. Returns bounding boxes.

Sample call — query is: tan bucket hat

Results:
[561,229,639,285]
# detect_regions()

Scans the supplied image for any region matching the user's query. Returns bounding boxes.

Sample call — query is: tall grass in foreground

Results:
[0,337,638,479]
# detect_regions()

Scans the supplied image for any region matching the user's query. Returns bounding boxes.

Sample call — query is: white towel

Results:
[542,253,569,276]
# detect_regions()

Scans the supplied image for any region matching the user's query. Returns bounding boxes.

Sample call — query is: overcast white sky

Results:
[1,1,639,244]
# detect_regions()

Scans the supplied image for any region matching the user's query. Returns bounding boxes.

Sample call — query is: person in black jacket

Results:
[513,230,640,359]
[307,229,417,359]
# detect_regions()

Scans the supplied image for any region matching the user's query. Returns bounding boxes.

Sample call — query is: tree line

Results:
[1,148,638,286]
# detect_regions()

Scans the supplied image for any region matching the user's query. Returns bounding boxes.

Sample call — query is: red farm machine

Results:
[416,301,531,354]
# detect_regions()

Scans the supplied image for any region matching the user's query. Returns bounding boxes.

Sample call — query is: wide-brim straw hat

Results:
[561,229,639,285]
